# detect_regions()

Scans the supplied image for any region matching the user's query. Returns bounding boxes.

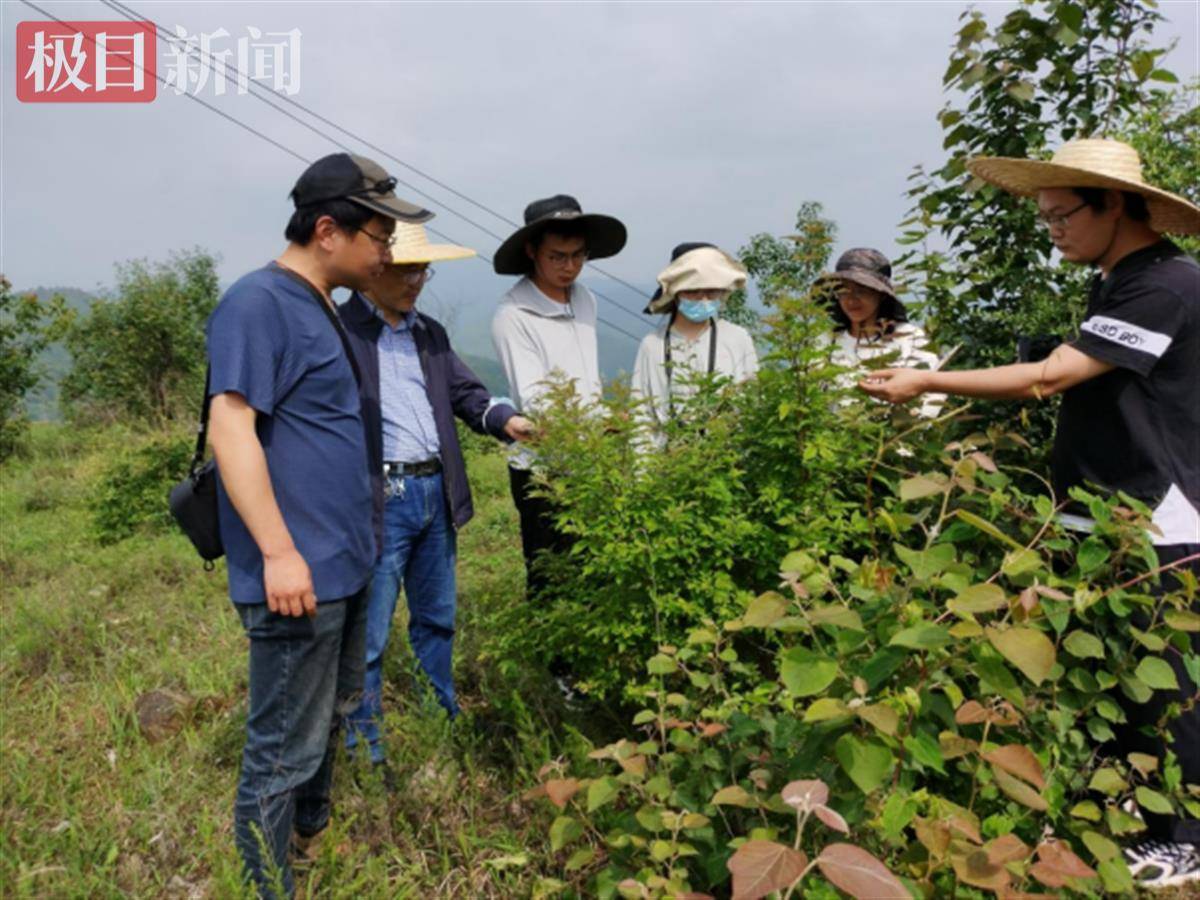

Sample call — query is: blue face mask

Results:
[677,299,721,323]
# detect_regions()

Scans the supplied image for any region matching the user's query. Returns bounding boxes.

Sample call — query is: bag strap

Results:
[273,263,363,387]
[663,311,718,421]
[188,365,212,480]
[191,266,363,479]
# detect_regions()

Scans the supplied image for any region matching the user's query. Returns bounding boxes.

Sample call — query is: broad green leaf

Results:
[895,543,957,580]
[900,472,950,501]
[904,732,946,774]
[1135,786,1173,815]
[1119,673,1152,703]
[857,703,900,737]
[948,583,1007,616]
[986,626,1056,685]
[1077,537,1110,574]
[889,623,952,651]
[835,734,894,795]
[646,654,677,676]
[564,847,595,871]
[635,805,663,832]
[1063,630,1104,659]
[780,648,839,697]
[549,815,583,851]
[587,776,621,812]
[1006,80,1035,103]
[1106,805,1146,835]
[1164,608,1200,632]
[1069,800,1102,822]
[780,551,817,576]
[1088,768,1127,796]
[1097,857,1134,893]
[712,785,755,807]
[1001,548,1043,579]
[743,591,788,628]
[808,605,864,631]
[1135,656,1179,691]
[954,509,1023,550]
[804,698,851,722]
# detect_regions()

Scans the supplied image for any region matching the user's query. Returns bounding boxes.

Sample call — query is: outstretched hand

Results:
[505,414,537,442]
[858,368,930,404]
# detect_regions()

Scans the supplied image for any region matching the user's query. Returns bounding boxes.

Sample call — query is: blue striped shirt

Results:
[375,307,440,463]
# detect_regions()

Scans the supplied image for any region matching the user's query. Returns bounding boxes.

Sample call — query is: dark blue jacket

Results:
[338,292,516,541]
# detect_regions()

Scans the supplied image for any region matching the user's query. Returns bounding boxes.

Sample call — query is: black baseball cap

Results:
[290,153,433,223]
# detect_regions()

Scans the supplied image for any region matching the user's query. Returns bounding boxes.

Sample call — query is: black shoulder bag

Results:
[168,265,361,567]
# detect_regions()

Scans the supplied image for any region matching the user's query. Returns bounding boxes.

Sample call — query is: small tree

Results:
[61,249,220,424]
[721,201,838,329]
[0,277,65,460]
[899,0,1180,443]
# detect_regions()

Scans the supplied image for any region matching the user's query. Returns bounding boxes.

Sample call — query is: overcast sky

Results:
[3,0,1197,359]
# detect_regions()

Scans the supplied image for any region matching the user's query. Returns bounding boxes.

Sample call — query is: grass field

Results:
[1,425,584,898]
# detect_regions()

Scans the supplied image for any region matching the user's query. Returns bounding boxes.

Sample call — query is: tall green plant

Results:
[898,0,1180,442]
[61,249,219,424]
[0,277,65,460]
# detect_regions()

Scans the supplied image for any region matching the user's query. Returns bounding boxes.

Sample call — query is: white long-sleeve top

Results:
[491,276,602,470]
[631,318,758,442]
[823,323,945,418]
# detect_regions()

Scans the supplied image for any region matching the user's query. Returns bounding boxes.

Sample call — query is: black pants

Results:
[1114,543,1200,843]
[508,466,574,600]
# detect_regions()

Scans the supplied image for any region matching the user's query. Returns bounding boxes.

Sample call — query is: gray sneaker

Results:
[1123,840,1200,889]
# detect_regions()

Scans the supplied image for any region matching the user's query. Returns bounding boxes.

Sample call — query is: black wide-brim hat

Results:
[493,194,627,276]
[815,247,907,322]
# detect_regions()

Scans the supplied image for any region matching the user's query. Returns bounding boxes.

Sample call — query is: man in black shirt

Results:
[862,138,1199,888]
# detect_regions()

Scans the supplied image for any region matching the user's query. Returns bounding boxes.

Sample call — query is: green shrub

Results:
[491,281,894,699]
[90,432,193,543]
[526,441,1199,898]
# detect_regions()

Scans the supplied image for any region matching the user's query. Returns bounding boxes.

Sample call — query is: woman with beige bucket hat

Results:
[861,137,1200,888]
[631,242,759,446]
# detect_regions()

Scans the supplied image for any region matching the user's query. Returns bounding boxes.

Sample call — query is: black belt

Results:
[383,458,441,477]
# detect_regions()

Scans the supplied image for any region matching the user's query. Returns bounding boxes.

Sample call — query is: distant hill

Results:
[459,353,509,397]
[18,286,98,421]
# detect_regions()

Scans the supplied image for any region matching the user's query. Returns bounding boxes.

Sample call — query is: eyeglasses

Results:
[395,267,435,285]
[1036,201,1089,231]
[546,249,589,267]
[356,225,394,248]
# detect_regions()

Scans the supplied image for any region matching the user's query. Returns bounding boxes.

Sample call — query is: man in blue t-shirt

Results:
[206,152,432,898]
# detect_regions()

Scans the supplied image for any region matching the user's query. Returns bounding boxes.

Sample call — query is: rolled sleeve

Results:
[1071,285,1183,377]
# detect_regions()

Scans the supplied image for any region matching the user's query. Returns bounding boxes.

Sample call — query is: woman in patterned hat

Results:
[816,247,944,417]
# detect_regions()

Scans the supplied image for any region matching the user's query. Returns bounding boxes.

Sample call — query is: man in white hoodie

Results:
[491,194,627,597]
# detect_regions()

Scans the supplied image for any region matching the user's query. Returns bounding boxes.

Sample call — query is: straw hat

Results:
[646,245,747,314]
[967,138,1200,235]
[388,223,476,264]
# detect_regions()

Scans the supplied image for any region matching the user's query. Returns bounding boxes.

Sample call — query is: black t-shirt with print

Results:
[1053,240,1200,527]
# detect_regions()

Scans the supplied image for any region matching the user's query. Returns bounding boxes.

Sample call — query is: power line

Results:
[17,0,644,345]
[99,0,653,326]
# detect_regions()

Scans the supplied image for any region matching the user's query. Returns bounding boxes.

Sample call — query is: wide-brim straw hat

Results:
[967,138,1200,235]
[646,245,747,315]
[389,223,475,264]
[493,194,627,276]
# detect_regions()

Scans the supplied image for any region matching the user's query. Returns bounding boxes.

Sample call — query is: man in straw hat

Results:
[491,194,627,599]
[861,137,1199,887]
[206,152,430,896]
[338,223,534,765]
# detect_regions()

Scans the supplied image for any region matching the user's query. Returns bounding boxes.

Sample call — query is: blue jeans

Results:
[346,471,458,764]
[233,588,366,899]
